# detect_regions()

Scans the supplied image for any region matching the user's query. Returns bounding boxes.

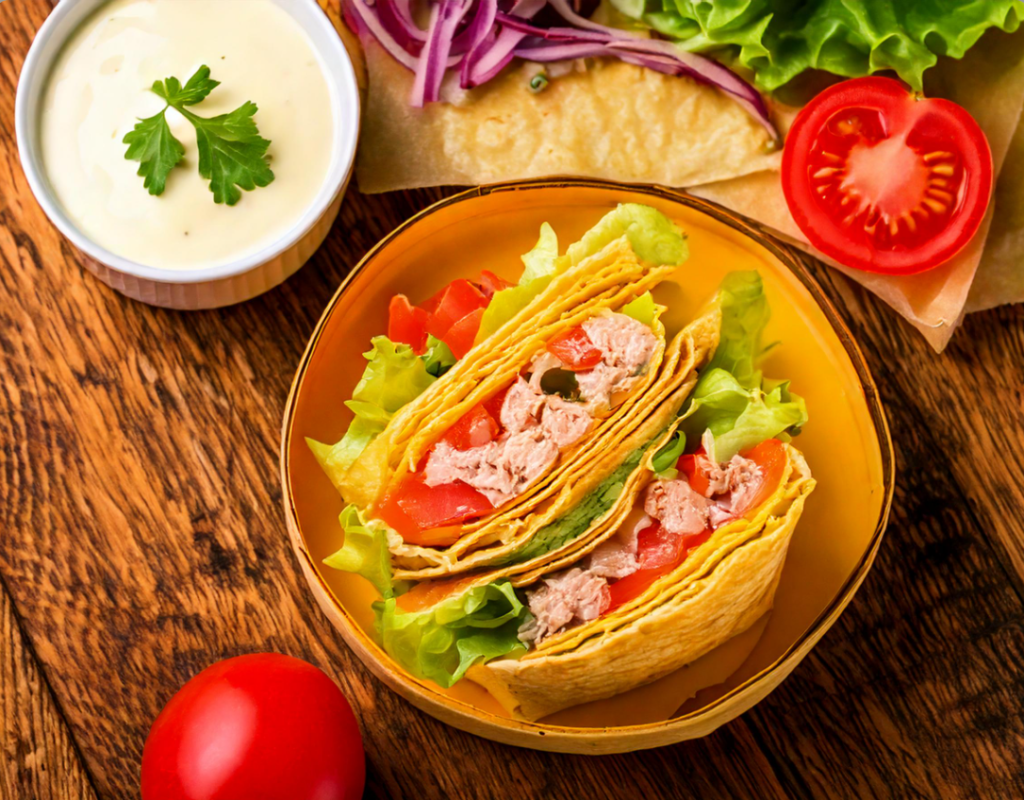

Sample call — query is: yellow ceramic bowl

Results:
[280,180,894,754]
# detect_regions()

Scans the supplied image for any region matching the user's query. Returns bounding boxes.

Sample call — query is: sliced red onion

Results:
[493,13,608,42]
[376,0,426,50]
[411,0,475,106]
[346,0,420,70]
[457,0,500,86]
[462,0,546,87]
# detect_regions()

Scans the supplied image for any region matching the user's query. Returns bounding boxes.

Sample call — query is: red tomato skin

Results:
[387,295,429,354]
[427,280,488,340]
[782,76,992,275]
[477,270,512,298]
[442,307,486,359]
[546,326,603,371]
[440,403,501,451]
[141,654,364,800]
[734,439,787,515]
[676,452,712,498]
[482,383,512,422]
[381,479,492,544]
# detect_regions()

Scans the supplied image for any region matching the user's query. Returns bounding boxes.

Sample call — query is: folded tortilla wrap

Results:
[389,305,721,579]
[467,445,815,721]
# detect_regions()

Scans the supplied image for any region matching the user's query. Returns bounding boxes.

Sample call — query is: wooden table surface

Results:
[5,2,1024,799]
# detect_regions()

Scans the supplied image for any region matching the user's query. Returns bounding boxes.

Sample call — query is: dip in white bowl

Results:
[40,0,335,271]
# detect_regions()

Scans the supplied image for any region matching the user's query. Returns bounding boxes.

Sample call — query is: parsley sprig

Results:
[123,66,274,206]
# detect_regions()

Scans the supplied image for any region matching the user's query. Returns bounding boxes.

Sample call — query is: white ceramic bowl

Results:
[16,0,360,309]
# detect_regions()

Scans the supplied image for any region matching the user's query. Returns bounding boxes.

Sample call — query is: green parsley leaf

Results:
[151,65,220,107]
[122,111,185,196]
[183,101,274,206]
[123,65,274,205]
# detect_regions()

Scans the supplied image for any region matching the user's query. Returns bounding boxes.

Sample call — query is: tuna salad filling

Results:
[519,439,770,646]
[423,313,657,508]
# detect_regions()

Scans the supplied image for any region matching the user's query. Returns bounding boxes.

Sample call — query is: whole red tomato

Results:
[141,653,365,800]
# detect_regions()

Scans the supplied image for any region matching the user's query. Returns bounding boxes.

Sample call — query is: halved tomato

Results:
[388,295,429,354]
[546,326,603,370]
[782,76,993,275]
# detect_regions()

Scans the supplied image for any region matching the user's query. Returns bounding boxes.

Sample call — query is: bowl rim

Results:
[14,0,361,285]
[280,178,895,745]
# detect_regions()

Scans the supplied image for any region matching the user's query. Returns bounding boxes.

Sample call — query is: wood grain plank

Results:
[0,578,99,800]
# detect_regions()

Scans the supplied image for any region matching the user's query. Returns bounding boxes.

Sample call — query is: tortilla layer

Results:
[389,305,721,579]
[468,447,815,721]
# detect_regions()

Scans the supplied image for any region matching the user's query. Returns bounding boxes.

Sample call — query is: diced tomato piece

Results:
[482,383,512,422]
[442,307,486,359]
[376,490,421,540]
[380,478,492,546]
[440,403,500,451]
[733,439,787,515]
[388,295,429,354]
[636,522,685,570]
[546,326,603,371]
[427,280,489,341]
[397,575,478,613]
[604,521,713,615]
[421,286,446,315]
[477,270,512,298]
[605,562,674,616]
[677,450,713,497]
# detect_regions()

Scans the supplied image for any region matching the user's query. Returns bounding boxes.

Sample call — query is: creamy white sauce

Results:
[40,0,335,271]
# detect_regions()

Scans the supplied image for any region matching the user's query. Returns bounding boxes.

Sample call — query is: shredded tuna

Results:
[588,524,640,579]
[645,479,713,535]
[424,431,558,506]
[645,444,766,534]
[582,314,657,376]
[423,313,655,509]
[703,454,762,500]
[519,568,612,645]
[575,313,658,413]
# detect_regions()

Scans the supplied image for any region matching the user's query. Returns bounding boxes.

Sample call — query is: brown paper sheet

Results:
[968,114,1024,313]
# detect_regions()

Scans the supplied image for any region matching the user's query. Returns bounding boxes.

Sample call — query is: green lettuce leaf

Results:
[323,505,398,599]
[612,0,1024,92]
[683,369,807,461]
[651,430,686,478]
[423,335,456,377]
[307,337,439,483]
[375,582,530,687]
[682,270,807,461]
[565,203,688,267]
[704,269,772,389]
[476,223,560,342]
[520,222,560,283]
[500,444,650,565]
[621,291,659,326]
